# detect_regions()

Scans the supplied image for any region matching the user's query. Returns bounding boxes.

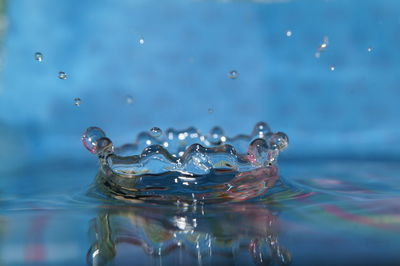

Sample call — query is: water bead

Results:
[367,47,372,52]
[252,122,271,138]
[150,127,162,138]
[247,139,269,167]
[74,98,81,106]
[209,126,225,144]
[95,137,114,154]
[34,52,43,62]
[139,37,145,44]
[58,71,67,80]
[267,132,289,151]
[228,70,239,79]
[82,127,106,154]
[286,30,292,37]
[126,95,133,104]
[330,66,335,71]
[208,108,214,114]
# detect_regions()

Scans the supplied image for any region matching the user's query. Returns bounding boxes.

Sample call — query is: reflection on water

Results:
[87,204,290,266]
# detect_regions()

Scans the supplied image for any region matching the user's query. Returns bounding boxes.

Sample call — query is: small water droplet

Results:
[74,98,81,106]
[208,108,214,114]
[34,52,43,62]
[286,30,292,37]
[209,126,225,144]
[150,127,162,138]
[252,122,271,138]
[367,47,372,52]
[126,95,133,104]
[267,132,289,151]
[247,139,269,167]
[82,127,106,154]
[228,70,239,79]
[58,71,67,80]
[139,37,145,44]
[330,66,335,71]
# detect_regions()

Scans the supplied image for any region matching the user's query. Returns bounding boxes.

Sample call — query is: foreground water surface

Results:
[0,159,399,265]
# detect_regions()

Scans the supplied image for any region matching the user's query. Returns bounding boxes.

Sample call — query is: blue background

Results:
[0,0,399,171]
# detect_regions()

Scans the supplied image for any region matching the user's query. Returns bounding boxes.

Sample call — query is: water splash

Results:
[82,123,289,203]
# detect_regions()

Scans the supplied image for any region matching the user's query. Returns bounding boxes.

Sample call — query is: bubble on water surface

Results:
[125,95,133,104]
[228,70,239,79]
[82,127,106,154]
[74,97,81,106]
[58,71,67,80]
[34,52,43,62]
[150,127,162,138]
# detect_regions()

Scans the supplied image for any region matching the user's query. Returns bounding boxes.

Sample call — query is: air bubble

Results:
[34,52,43,62]
[82,127,106,154]
[150,127,162,138]
[58,71,67,80]
[228,70,239,79]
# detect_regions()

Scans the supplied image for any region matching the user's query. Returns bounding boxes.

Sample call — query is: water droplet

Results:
[286,30,292,37]
[208,108,214,114]
[58,71,67,80]
[209,126,225,145]
[96,137,114,154]
[139,37,145,44]
[34,52,43,62]
[150,127,162,138]
[82,127,106,154]
[126,95,133,104]
[228,70,239,79]
[247,139,269,167]
[74,97,81,106]
[267,132,289,151]
[367,47,372,52]
[330,66,335,71]
[252,122,271,138]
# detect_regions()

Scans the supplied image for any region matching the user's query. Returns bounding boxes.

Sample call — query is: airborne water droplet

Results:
[150,127,162,138]
[208,108,214,114]
[330,66,335,71]
[82,127,106,154]
[228,70,239,79]
[286,30,292,37]
[139,37,145,44]
[267,132,289,151]
[58,71,67,80]
[126,95,133,104]
[74,97,81,106]
[34,52,43,62]
[367,47,372,52]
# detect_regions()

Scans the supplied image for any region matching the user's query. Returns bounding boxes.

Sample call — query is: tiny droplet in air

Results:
[58,71,67,80]
[126,95,133,104]
[139,37,145,44]
[228,70,239,79]
[330,66,335,71]
[286,30,292,37]
[74,98,81,106]
[150,127,162,138]
[34,52,43,62]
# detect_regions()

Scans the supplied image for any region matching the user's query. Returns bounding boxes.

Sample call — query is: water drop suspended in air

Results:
[150,127,162,138]
[126,95,133,104]
[34,52,43,62]
[228,70,239,79]
[208,108,214,114]
[58,71,67,80]
[82,127,106,154]
[139,37,145,44]
[286,30,292,37]
[74,97,81,106]
[267,132,289,151]
[330,66,335,71]
[252,121,271,138]
[367,47,372,52]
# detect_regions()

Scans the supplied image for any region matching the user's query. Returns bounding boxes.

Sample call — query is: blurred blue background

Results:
[0,0,399,171]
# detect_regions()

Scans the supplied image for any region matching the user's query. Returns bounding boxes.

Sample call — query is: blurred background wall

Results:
[0,0,399,170]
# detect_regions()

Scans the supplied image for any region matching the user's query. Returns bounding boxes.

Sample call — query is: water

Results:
[58,71,67,80]
[34,52,43,62]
